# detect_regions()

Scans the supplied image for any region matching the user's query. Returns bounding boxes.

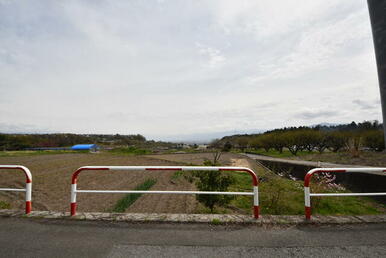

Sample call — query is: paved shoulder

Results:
[109,245,386,258]
[0,218,385,257]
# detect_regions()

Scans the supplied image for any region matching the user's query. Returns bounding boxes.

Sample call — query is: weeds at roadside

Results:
[211,218,222,225]
[0,201,10,209]
[227,169,384,216]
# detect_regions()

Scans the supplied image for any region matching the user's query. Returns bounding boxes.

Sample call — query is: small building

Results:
[197,144,208,150]
[71,144,99,152]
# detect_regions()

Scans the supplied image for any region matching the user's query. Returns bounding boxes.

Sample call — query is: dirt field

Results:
[149,152,254,166]
[0,153,201,213]
[0,152,264,214]
[149,152,267,176]
[2,152,380,216]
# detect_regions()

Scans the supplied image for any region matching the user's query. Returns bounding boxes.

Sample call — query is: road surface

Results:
[0,218,385,257]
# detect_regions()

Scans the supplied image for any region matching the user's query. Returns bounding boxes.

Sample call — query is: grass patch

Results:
[245,149,313,158]
[109,147,151,155]
[0,201,11,209]
[227,170,384,216]
[312,196,382,215]
[229,172,304,215]
[112,178,157,212]
[0,150,86,157]
[171,170,184,180]
[300,151,386,167]
[211,218,222,225]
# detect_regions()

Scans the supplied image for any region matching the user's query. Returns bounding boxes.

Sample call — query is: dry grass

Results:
[297,151,386,167]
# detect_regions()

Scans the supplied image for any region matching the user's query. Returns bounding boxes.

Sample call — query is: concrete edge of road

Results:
[0,209,385,225]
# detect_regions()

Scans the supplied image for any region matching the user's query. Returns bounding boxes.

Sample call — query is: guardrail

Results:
[0,165,32,214]
[70,166,259,218]
[304,167,386,219]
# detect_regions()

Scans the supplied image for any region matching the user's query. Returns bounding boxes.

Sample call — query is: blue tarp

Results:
[71,144,98,150]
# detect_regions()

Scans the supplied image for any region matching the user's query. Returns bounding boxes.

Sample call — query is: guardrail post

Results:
[253,186,259,219]
[304,186,311,220]
[70,183,77,216]
[26,181,32,214]
[0,165,32,214]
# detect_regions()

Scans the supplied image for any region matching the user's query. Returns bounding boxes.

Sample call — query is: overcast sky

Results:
[0,0,382,141]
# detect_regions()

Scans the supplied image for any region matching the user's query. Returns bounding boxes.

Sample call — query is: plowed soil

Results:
[148,152,263,174]
[148,153,238,166]
[0,153,198,213]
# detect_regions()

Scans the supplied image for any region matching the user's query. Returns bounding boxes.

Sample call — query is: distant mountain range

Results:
[310,122,340,127]
[156,122,343,143]
[153,129,266,144]
[0,122,356,144]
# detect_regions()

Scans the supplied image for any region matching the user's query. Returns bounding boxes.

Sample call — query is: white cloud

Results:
[196,43,226,68]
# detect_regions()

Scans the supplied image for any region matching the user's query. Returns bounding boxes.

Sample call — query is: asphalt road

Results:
[0,218,385,257]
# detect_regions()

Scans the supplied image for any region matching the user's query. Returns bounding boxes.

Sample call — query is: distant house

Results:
[71,144,99,152]
[197,144,208,150]
[176,143,191,149]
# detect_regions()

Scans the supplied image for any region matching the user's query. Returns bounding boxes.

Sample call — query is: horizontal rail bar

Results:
[70,165,260,218]
[0,188,26,192]
[310,192,386,197]
[307,167,386,173]
[76,190,254,195]
[0,165,33,183]
[77,166,252,171]
[0,165,32,214]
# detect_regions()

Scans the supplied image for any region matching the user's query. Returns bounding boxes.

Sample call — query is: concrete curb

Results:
[0,209,385,225]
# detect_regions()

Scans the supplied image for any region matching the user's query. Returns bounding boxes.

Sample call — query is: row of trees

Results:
[211,121,385,155]
[250,129,384,155]
[0,133,147,151]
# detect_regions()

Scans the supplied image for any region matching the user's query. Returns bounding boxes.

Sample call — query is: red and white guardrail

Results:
[70,166,259,218]
[0,165,32,214]
[304,167,386,220]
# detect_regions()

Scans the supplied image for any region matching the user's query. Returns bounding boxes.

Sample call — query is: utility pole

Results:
[367,0,386,148]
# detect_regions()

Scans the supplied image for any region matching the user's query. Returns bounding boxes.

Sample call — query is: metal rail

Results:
[304,167,386,219]
[76,190,254,195]
[311,193,386,197]
[70,166,259,218]
[0,165,32,214]
[0,188,27,192]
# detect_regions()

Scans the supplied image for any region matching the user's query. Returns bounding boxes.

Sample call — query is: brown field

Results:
[0,153,199,213]
[0,152,261,214]
[149,152,266,176]
[149,152,258,167]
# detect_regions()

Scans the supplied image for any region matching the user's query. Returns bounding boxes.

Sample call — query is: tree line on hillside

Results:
[0,133,173,151]
[210,121,385,156]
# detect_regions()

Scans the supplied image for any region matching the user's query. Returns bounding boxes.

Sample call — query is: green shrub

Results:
[193,160,235,212]
[363,130,385,151]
